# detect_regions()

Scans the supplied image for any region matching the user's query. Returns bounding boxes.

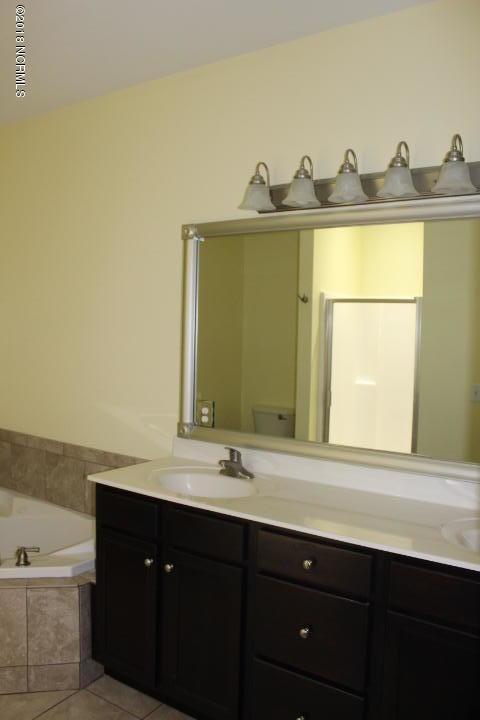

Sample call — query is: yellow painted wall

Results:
[240,232,298,433]
[312,223,424,299]
[0,0,479,457]
[417,219,480,462]
[295,231,316,441]
[313,227,363,297]
[359,224,424,298]
[303,227,363,441]
[196,236,244,430]
[196,232,298,434]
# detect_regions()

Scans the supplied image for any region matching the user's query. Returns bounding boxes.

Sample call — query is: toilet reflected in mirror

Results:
[253,406,295,438]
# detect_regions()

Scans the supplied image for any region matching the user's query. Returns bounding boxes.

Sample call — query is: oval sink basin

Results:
[153,467,256,499]
[441,518,480,553]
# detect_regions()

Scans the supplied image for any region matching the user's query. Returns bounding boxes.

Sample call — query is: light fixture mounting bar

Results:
[262,161,480,213]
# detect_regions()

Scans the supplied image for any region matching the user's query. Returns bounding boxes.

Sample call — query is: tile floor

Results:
[0,674,193,720]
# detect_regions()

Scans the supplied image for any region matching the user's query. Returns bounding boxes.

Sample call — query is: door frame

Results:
[322,297,423,453]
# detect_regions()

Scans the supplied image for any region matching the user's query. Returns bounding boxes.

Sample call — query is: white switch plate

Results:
[472,385,480,403]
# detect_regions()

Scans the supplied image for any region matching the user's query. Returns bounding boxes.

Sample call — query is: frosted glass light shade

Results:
[329,173,368,204]
[432,161,477,195]
[377,166,419,198]
[238,183,276,212]
[283,177,320,208]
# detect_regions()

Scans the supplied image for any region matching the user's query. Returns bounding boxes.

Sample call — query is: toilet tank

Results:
[253,406,295,438]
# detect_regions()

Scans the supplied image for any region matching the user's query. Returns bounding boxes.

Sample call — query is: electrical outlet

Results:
[197,400,215,427]
[472,385,480,404]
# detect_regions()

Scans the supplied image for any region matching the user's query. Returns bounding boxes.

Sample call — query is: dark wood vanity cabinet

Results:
[96,529,158,686]
[95,484,480,720]
[381,560,480,720]
[382,613,480,719]
[162,549,243,720]
[96,485,246,720]
[161,507,245,720]
[250,528,372,719]
[251,660,364,720]
[95,488,160,687]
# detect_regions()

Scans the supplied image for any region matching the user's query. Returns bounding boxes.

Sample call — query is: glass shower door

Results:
[324,299,421,454]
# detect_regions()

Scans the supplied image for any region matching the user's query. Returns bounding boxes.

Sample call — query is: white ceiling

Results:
[0,0,434,126]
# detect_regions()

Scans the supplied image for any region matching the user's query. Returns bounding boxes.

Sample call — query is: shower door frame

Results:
[322,297,423,453]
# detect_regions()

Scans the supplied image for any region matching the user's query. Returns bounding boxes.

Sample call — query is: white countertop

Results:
[89,453,480,572]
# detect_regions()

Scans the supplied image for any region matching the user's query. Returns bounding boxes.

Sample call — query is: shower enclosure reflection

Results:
[324,298,420,454]
[195,219,480,464]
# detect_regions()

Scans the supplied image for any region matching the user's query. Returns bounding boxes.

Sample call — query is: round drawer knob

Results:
[299,626,311,640]
[144,558,154,568]
[302,559,314,571]
[164,563,175,574]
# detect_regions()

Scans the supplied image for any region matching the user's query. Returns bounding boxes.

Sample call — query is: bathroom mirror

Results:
[180,195,480,479]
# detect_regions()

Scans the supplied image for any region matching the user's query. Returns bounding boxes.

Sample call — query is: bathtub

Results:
[0,488,95,578]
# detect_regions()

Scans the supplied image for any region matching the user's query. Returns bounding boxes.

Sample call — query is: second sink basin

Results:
[441,517,480,553]
[153,467,257,499]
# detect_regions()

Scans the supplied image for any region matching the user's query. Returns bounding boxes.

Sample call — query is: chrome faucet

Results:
[219,447,255,480]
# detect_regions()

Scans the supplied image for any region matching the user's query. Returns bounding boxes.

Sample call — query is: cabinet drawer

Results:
[255,576,369,692]
[97,485,159,539]
[389,561,480,634]
[258,529,372,599]
[166,507,245,564]
[252,659,364,720]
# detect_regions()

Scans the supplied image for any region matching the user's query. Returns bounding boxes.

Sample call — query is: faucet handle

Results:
[224,446,241,463]
[15,546,40,567]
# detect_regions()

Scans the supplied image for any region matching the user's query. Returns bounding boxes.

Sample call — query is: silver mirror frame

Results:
[179,193,480,482]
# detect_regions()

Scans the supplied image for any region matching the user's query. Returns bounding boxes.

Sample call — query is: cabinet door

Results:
[382,612,480,720]
[96,528,158,687]
[162,549,243,720]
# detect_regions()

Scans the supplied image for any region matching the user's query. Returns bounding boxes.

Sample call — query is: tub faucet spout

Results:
[15,546,40,567]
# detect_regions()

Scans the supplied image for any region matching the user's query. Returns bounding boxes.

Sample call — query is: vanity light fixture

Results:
[377,141,419,199]
[432,134,477,195]
[328,149,368,204]
[282,155,320,208]
[238,161,276,212]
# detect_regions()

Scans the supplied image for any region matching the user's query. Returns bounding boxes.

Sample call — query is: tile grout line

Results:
[143,703,170,719]
[28,689,80,719]
[84,687,159,718]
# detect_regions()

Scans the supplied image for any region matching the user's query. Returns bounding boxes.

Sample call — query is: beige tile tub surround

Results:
[0,588,27,668]
[0,666,28,695]
[0,428,144,515]
[0,440,11,486]
[27,664,80,693]
[0,575,103,695]
[27,588,80,666]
